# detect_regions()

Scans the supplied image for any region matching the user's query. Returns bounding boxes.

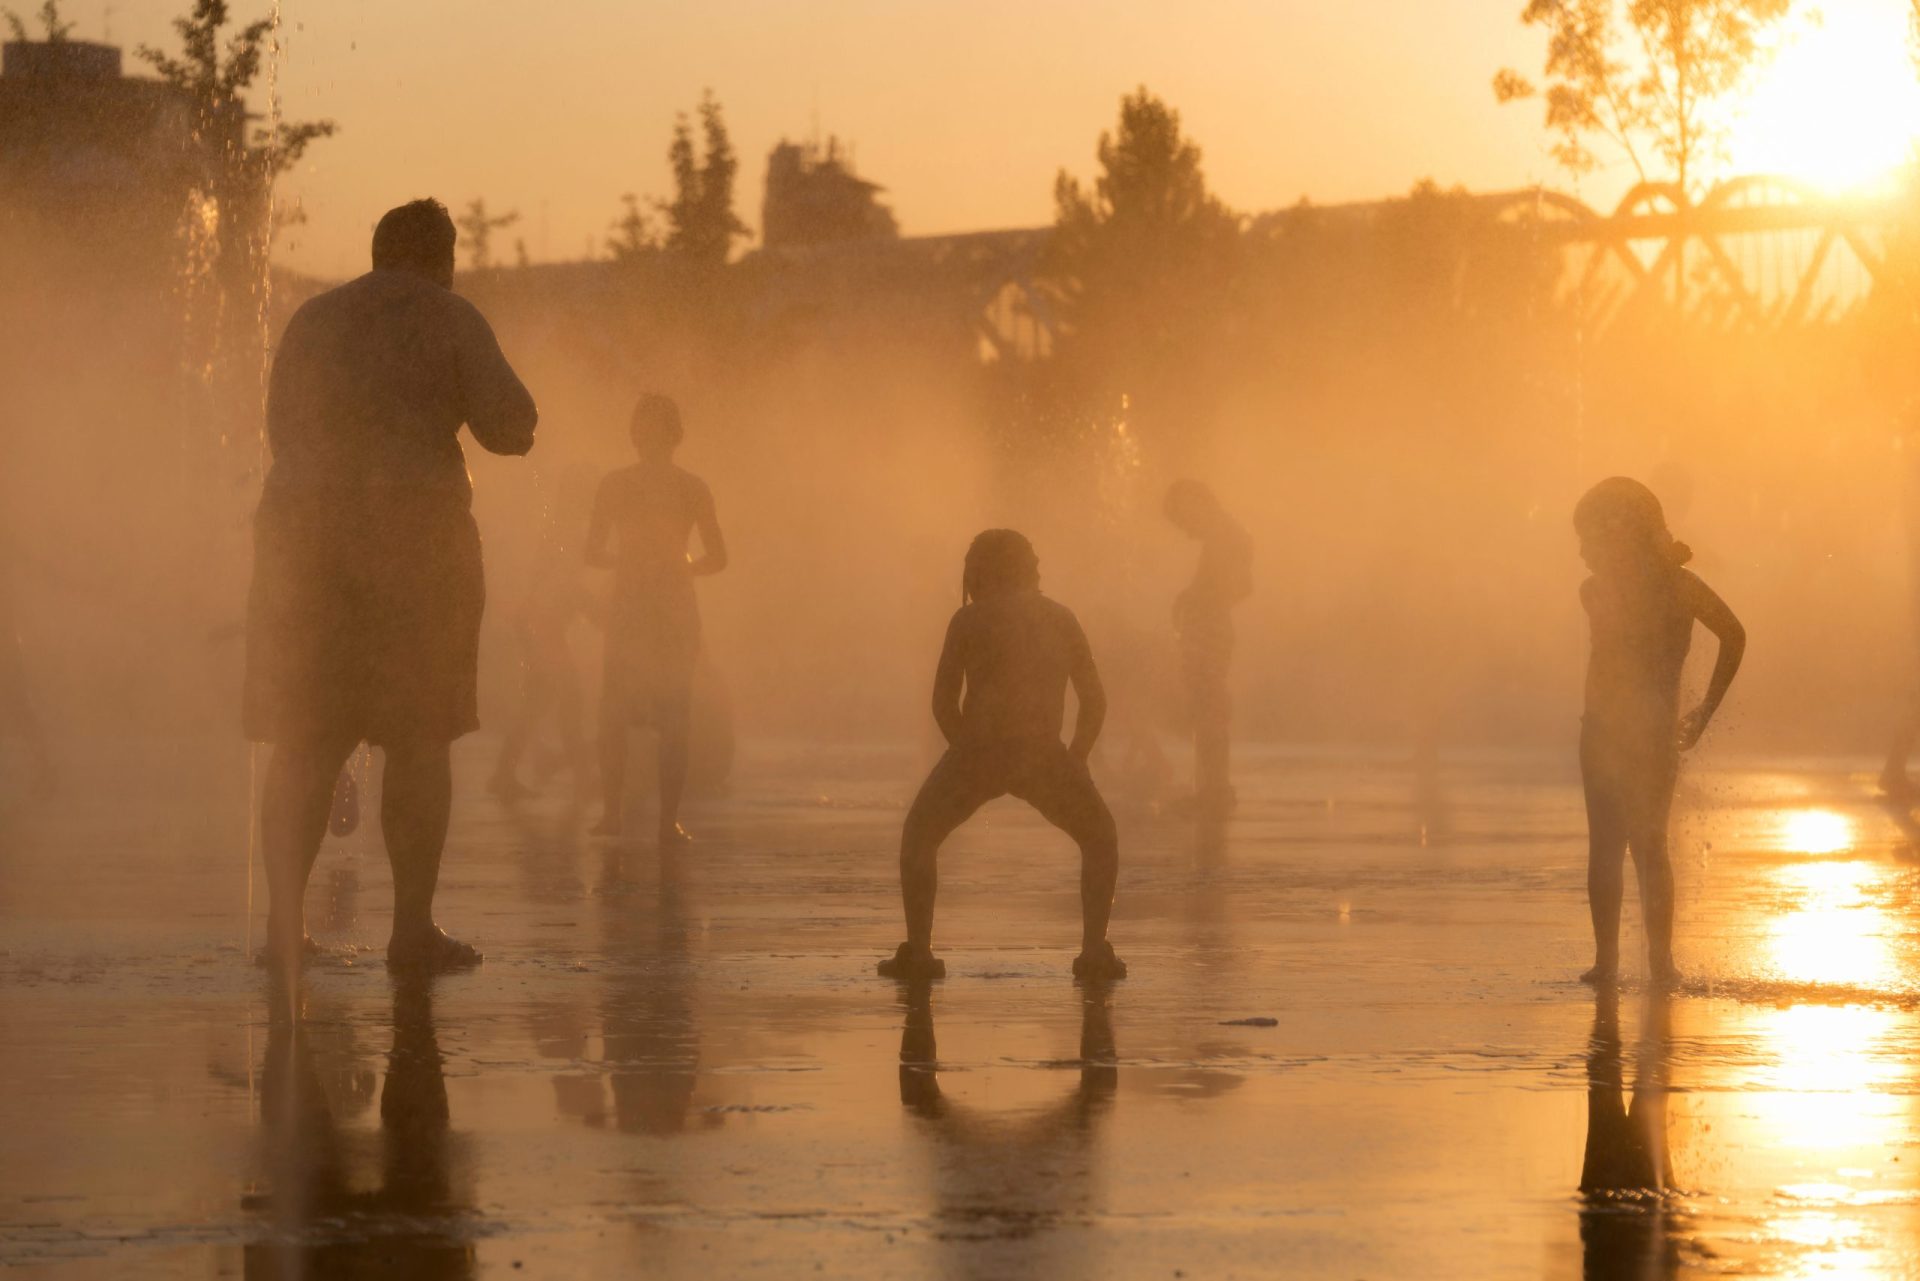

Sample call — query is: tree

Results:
[607,192,658,261]
[659,90,749,266]
[1495,0,1793,193]
[139,1,338,195]
[1040,87,1243,454]
[456,198,519,271]
[4,1,73,41]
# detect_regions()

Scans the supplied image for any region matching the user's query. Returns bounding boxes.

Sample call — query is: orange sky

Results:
[48,1,1915,277]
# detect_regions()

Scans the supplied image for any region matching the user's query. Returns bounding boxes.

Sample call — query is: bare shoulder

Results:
[597,464,641,498]
[1674,568,1714,602]
[673,466,714,503]
[1675,567,1736,618]
[1042,594,1089,635]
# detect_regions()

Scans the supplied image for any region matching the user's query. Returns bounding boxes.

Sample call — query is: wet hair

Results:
[630,393,684,452]
[1573,476,1692,567]
[371,199,456,273]
[1164,478,1219,522]
[962,529,1040,603]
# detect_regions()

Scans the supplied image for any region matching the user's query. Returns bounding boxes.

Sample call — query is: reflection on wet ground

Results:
[4,742,1920,1277]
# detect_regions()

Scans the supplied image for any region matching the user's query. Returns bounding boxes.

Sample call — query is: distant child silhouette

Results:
[588,395,727,845]
[1574,477,1744,987]
[490,466,599,803]
[879,530,1126,982]
[1164,480,1251,814]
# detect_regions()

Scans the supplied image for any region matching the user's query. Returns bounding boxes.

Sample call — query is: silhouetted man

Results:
[245,198,537,977]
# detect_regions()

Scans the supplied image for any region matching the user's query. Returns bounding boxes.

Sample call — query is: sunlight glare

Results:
[1779,808,1853,856]
[1729,0,1920,192]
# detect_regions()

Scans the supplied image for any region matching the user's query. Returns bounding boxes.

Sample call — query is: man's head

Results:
[629,393,684,461]
[1163,478,1219,537]
[371,199,457,287]
[962,529,1041,603]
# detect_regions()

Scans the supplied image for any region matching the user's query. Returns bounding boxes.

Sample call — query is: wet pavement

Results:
[4,740,1920,1278]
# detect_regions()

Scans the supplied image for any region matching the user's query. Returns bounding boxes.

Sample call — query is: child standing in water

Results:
[1575,477,1744,987]
[1164,480,1252,814]
[879,530,1127,982]
[588,395,727,844]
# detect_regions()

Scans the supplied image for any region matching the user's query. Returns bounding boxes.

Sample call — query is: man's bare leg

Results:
[262,735,358,972]
[382,738,479,971]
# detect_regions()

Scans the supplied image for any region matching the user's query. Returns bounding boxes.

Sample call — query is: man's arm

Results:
[931,614,968,747]
[453,301,537,456]
[691,482,728,576]
[1066,617,1107,761]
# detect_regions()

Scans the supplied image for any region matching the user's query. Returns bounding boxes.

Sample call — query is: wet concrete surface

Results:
[4,740,1920,1278]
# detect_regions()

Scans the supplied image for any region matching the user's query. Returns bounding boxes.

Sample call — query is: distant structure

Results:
[0,37,228,268]
[761,137,899,250]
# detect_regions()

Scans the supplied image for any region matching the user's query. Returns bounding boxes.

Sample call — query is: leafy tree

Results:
[138,0,338,193]
[1040,87,1242,452]
[4,1,73,42]
[607,192,658,261]
[1494,0,1793,193]
[660,90,749,266]
[456,198,520,271]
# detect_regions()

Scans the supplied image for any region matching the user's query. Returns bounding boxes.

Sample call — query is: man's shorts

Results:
[243,488,485,746]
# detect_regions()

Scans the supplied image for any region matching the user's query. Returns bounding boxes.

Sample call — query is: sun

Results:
[1727,0,1920,193]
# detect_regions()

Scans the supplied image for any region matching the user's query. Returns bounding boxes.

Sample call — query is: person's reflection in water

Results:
[602,849,706,1135]
[896,981,1117,1273]
[1578,987,1678,1281]
[246,977,473,1279]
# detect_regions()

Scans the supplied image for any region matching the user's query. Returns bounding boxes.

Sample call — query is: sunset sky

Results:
[47,0,1920,277]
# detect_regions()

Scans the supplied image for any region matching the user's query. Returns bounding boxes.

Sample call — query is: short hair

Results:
[962,529,1040,603]
[371,199,456,272]
[630,393,684,450]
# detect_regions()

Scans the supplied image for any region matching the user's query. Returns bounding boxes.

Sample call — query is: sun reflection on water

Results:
[1765,858,1894,991]
[1777,809,1853,856]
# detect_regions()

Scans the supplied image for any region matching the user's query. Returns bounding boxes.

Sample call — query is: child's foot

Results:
[1578,961,1618,986]
[1072,941,1128,982]
[387,927,483,974]
[877,942,946,980]
[253,933,323,970]
[1648,960,1685,991]
[589,812,623,837]
[659,822,692,847]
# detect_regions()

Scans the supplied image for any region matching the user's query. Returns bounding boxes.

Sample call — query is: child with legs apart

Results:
[1574,478,1744,988]
[880,530,1126,982]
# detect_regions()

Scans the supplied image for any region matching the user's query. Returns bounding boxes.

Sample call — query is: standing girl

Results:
[1574,477,1745,987]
